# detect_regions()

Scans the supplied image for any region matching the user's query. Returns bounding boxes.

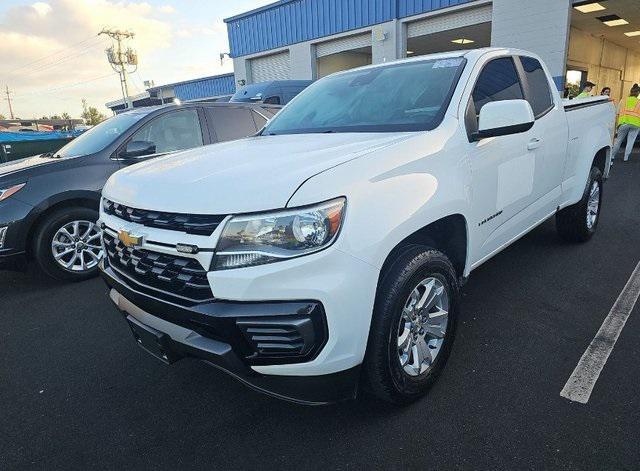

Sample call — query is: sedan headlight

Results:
[0,183,26,202]
[213,197,346,270]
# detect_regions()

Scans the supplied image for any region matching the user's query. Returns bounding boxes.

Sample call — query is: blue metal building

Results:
[106,73,236,113]
[225,0,476,58]
[171,73,236,101]
[224,0,584,91]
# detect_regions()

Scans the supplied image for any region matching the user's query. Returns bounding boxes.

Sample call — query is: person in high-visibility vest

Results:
[577,81,596,98]
[612,84,640,162]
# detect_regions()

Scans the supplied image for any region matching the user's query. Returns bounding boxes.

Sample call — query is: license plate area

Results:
[126,315,181,364]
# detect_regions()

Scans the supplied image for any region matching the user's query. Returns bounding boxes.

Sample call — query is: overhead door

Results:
[316,33,371,58]
[407,5,492,38]
[250,51,291,82]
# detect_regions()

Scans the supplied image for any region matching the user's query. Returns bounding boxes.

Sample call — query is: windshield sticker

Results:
[433,58,464,69]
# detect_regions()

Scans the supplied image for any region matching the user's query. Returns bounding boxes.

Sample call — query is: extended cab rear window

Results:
[263,57,467,135]
[519,56,554,118]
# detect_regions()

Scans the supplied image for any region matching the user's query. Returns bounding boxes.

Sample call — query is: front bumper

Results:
[0,197,34,269]
[101,265,361,404]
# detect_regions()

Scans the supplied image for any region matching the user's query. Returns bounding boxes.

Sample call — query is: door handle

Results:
[527,138,542,150]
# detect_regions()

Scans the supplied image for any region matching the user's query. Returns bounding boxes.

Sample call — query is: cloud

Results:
[158,5,175,14]
[0,0,173,117]
[31,2,52,16]
[0,0,265,118]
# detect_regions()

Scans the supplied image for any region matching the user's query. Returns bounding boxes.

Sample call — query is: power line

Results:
[8,35,102,74]
[17,39,110,78]
[11,73,117,99]
[131,71,147,93]
[4,37,109,80]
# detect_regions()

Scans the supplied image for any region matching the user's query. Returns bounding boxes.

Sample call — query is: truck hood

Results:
[103,132,412,214]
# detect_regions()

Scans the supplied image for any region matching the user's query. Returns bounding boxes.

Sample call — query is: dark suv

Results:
[0,102,279,281]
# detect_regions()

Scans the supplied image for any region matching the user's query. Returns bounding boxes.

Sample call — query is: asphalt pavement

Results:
[1,158,639,470]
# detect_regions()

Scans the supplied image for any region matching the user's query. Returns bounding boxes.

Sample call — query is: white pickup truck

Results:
[99,48,615,405]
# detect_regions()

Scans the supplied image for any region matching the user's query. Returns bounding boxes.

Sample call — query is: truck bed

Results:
[562,95,616,182]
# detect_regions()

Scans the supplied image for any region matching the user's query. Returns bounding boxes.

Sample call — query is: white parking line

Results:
[560,261,640,404]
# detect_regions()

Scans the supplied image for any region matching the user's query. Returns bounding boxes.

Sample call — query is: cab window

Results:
[208,107,259,142]
[129,109,203,155]
[466,57,525,135]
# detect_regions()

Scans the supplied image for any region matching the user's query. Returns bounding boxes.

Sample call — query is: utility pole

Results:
[4,85,15,119]
[99,29,137,109]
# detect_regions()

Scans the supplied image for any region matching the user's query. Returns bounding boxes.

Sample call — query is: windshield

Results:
[56,112,147,158]
[230,83,270,103]
[264,57,466,135]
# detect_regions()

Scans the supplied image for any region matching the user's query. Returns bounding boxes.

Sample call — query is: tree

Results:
[61,112,72,120]
[81,98,107,126]
[0,113,5,120]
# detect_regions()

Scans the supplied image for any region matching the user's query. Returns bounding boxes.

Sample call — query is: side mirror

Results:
[121,140,156,159]
[472,99,535,141]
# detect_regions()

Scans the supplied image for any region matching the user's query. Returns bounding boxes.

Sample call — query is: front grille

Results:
[103,231,213,304]
[103,199,226,236]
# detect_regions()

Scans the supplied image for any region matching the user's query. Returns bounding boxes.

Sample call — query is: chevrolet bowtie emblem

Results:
[118,230,143,248]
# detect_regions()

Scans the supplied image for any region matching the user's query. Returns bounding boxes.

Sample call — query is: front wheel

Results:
[363,245,460,404]
[556,166,603,243]
[33,207,103,281]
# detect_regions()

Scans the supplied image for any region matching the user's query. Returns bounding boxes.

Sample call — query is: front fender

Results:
[15,190,101,253]
[287,130,473,273]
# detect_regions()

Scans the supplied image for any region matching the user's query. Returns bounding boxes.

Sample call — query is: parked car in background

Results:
[100,48,614,405]
[230,80,313,105]
[0,102,279,281]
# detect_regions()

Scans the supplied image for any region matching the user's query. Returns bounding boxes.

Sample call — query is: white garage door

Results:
[250,51,291,82]
[407,5,492,38]
[316,33,371,58]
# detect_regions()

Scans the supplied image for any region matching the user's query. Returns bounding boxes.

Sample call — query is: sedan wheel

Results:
[51,220,103,272]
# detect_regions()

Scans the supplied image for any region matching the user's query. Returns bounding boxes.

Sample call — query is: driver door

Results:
[466,56,541,267]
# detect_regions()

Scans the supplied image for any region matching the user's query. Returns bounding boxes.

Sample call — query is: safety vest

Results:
[618,96,640,127]
[577,91,591,98]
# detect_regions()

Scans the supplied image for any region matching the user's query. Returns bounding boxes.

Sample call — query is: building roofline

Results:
[224,0,293,22]
[105,91,151,108]
[147,72,235,92]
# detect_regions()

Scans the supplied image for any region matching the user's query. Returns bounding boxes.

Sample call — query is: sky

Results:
[0,0,272,119]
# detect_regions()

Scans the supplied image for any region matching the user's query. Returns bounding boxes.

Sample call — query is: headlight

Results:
[212,197,346,270]
[0,183,26,202]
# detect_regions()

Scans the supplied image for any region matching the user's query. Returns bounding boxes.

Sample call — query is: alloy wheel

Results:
[397,277,450,377]
[586,180,600,230]
[51,220,103,272]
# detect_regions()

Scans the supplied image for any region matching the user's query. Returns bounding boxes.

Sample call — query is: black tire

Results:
[556,166,603,243]
[33,206,100,282]
[363,245,460,404]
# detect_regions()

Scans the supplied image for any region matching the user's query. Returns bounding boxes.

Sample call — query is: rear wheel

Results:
[556,166,603,243]
[363,245,460,404]
[33,207,102,281]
